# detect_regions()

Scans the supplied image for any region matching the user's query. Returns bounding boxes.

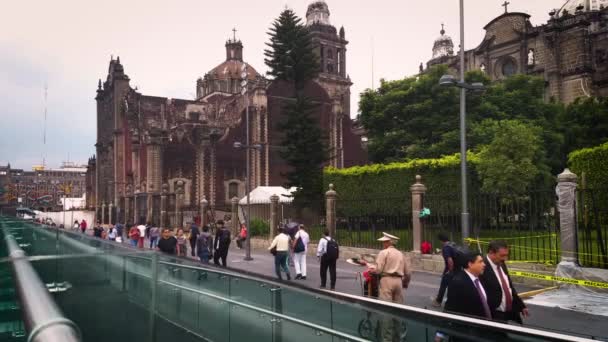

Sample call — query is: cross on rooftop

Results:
[232,27,237,41]
[502,1,510,14]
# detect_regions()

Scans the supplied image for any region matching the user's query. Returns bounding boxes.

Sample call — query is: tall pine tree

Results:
[265,9,327,212]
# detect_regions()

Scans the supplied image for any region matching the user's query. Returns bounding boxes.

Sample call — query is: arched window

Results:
[228,182,239,200]
[501,59,517,77]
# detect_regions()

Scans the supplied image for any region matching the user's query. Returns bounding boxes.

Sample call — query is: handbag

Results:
[402,273,411,289]
[294,237,305,253]
[270,246,277,256]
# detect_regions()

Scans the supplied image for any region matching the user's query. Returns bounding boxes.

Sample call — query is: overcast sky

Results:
[0,0,563,169]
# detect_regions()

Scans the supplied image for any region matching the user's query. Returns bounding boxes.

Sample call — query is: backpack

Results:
[446,241,470,270]
[324,238,339,260]
[294,236,305,253]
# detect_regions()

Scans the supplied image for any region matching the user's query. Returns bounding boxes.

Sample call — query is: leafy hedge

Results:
[324,153,480,216]
[568,142,608,189]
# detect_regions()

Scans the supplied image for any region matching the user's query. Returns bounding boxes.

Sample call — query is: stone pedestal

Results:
[270,194,279,239]
[556,168,578,264]
[101,202,106,224]
[108,202,114,225]
[201,196,209,227]
[175,181,184,228]
[325,184,337,238]
[231,197,239,236]
[410,175,427,253]
[161,184,168,229]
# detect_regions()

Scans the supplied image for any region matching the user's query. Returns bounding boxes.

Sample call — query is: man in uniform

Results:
[372,232,411,342]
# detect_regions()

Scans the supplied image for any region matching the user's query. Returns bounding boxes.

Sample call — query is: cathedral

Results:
[425,0,608,103]
[88,1,367,227]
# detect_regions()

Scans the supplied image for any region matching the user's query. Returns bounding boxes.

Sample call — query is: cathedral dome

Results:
[306,0,331,26]
[556,0,608,16]
[432,25,454,59]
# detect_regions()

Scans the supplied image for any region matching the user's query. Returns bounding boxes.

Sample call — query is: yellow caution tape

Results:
[510,271,608,289]
[464,238,600,258]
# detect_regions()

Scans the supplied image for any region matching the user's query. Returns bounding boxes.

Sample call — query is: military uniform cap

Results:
[377,232,399,242]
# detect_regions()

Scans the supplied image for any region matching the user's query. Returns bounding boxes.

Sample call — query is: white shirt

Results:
[464,269,488,302]
[294,230,310,252]
[486,255,513,312]
[316,236,331,257]
[137,225,146,237]
[269,233,290,252]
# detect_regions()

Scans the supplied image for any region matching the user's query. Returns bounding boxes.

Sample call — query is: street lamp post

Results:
[239,62,254,261]
[438,0,485,240]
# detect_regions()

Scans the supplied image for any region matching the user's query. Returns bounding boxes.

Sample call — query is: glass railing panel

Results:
[229,275,274,311]
[279,286,332,328]
[228,303,273,342]
[195,294,230,342]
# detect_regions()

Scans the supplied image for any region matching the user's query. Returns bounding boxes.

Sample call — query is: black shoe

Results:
[320,285,326,289]
[301,276,307,280]
[295,274,302,280]
[330,287,335,291]
[286,274,291,280]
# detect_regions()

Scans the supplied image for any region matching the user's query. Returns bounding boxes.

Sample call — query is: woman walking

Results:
[176,228,188,257]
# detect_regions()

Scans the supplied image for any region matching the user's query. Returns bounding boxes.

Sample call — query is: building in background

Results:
[91,0,367,227]
[425,0,608,103]
[0,162,87,212]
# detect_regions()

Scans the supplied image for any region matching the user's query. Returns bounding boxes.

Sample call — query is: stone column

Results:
[175,180,184,228]
[146,193,153,224]
[556,169,578,263]
[161,184,168,229]
[231,197,239,236]
[201,196,209,227]
[101,202,106,224]
[325,184,337,238]
[410,175,427,253]
[132,143,141,186]
[125,185,132,224]
[109,201,114,225]
[133,185,140,225]
[270,194,279,240]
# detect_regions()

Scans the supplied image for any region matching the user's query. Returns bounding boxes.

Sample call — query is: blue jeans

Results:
[150,236,158,249]
[199,254,210,264]
[274,251,290,280]
[130,239,138,247]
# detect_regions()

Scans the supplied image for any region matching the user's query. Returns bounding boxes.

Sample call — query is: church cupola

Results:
[306,0,331,26]
[225,38,243,61]
[432,24,455,59]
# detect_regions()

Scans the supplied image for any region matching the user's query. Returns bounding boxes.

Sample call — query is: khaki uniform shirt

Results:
[375,246,409,277]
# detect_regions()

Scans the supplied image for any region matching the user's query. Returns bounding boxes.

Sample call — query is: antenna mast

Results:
[43,84,48,168]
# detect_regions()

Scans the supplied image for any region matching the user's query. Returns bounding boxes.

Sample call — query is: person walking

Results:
[292,224,310,280]
[432,233,456,307]
[269,227,291,280]
[149,225,160,249]
[80,219,87,233]
[444,252,492,320]
[189,222,200,257]
[213,220,231,267]
[196,225,214,264]
[128,224,140,247]
[176,228,188,257]
[479,240,528,324]
[236,224,247,249]
[93,223,104,238]
[157,228,178,255]
[115,222,125,242]
[317,229,339,290]
[107,225,117,241]
[73,220,80,230]
[136,222,146,248]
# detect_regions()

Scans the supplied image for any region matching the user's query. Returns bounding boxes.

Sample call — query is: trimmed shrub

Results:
[249,218,270,237]
[568,142,608,189]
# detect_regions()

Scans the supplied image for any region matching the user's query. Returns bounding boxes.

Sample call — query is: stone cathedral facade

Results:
[87,1,366,227]
[426,0,608,103]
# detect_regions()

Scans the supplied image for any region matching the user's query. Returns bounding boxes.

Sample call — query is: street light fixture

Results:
[437,0,486,241]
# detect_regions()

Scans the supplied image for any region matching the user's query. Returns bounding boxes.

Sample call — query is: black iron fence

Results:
[577,188,608,269]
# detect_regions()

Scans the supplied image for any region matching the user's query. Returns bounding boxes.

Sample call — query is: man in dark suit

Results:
[479,240,529,324]
[444,252,492,320]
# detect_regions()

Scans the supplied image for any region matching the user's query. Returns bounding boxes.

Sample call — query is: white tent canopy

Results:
[238,186,297,205]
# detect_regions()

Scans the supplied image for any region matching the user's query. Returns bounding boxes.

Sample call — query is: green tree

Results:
[279,97,328,210]
[264,9,319,90]
[264,9,326,211]
[559,96,608,154]
[476,120,549,195]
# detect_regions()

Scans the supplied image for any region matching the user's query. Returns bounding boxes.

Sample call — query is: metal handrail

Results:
[30,222,599,342]
[1,226,81,342]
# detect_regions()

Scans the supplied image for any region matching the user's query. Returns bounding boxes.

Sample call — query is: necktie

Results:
[474,279,492,319]
[497,265,513,312]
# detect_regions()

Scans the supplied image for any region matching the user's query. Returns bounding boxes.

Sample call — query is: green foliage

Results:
[568,141,608,190]
[324,152,480,216]
[249,218,270,237]
[559,97,608,155]
[476,120,549,195]
[359,67,567,177]
[280,97,328,212]
[264,9,319,90]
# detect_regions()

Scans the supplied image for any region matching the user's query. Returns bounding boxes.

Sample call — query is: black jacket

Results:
[479,256,525,323]
[214,228,231,251]
[444,270,490,320]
